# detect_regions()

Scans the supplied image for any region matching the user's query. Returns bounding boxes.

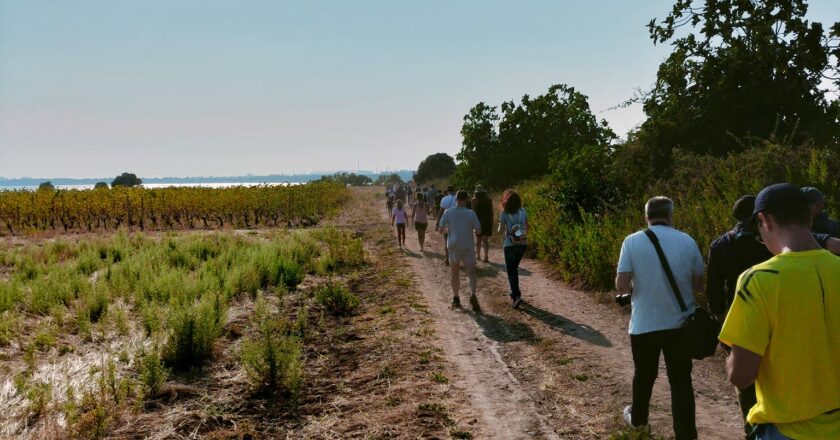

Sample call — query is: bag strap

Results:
[644,229,688,312]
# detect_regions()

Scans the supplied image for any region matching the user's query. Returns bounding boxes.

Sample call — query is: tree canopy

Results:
[94,182,109,190]
[453,84,615,189]
[316,172,372,186]
[37,181,55,191]
[373,173,403,186]
[639,0,840,164]
[414,153,456,183]
[111,172,143,187]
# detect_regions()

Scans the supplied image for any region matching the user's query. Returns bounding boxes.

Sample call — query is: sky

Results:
[1,1,839,179]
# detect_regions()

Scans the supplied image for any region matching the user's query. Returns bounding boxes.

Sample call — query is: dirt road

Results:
[380,197,742,439]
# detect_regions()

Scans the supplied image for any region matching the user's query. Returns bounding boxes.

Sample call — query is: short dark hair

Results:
[456,190,468,201]
[645,196,673,219]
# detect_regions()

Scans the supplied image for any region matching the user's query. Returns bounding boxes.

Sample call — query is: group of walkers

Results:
[616,184,840,440]
[390,183,529,310]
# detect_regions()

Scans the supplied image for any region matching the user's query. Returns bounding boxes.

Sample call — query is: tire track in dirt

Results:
[379,193,743,439]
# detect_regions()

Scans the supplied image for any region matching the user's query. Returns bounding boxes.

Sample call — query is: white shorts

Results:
[448,247,476,266]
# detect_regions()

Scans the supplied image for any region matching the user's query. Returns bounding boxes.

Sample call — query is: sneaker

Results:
[451,296,461,308]
[512,296,523,309]
[623,405,633,427]
[483,257,489,263]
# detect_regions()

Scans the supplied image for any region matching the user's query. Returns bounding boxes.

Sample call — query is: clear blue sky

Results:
[1,1,838,179]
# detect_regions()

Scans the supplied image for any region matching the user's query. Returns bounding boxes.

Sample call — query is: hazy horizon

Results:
[3,1,839,179]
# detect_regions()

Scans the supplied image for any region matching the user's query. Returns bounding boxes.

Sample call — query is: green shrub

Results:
[315,281,359,316]
[0,312,21,346]
[76,248,102,276]
[138,349,169,397]
[240,294,303,399]
[0,280,22,313]
[163,292,226,369]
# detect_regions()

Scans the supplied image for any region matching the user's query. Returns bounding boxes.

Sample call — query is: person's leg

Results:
[450,259,460,302]
[475,237,482,260]
[630,331,662,427]
[503,246,517,298]
[465,261,476,297]
[482,236,489,261]
[662,329,697,440]
[443,233,449,264]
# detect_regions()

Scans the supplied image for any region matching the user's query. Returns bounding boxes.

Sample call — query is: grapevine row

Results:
[0,182,348,235]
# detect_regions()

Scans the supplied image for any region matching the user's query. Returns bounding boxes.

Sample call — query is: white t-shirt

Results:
[439,194,456,211]
[392,207,408,224]
[617,225,704,335]
[438,207,481,252]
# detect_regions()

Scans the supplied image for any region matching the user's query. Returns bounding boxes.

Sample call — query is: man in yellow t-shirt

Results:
[720,183,840,440]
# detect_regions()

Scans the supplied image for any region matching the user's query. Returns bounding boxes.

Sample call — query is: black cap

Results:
[744,183,809,233]
[801,187,824,204]
[732,195,756,222]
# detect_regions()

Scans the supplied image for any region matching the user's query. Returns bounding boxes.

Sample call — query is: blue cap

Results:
[745,183,809,233]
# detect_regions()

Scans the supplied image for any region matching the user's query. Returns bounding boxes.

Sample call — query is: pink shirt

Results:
[392,207,408,224]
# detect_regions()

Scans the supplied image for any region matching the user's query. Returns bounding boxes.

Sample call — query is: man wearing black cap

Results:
[720,183,840,440]
[801,186,840,238]
[706,195,772,438]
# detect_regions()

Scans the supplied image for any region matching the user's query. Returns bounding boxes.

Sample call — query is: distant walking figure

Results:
[498,190,527,308]
[472,185,493,263]
[438,190,481,309]
[412,194,431,252]
[391,199,408,249]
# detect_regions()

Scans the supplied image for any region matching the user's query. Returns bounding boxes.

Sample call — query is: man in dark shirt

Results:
[802,186,840,237]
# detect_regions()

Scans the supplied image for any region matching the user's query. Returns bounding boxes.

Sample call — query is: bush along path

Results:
[377,188,743,439]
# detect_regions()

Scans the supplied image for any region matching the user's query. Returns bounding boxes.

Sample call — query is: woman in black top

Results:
[472,185,493,262]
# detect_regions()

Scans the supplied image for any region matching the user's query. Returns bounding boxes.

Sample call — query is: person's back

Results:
[619,225,702,333]
[721,249,840,438]
[439,206,480,252]
[474,194,493,226]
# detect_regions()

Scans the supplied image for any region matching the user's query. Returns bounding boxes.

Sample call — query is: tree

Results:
[111,172,142,187]
[415,153,456,183]
[639,0,840,165]
[94,182,109,190]
[316,172,372,186]
[373,173,403,186]
[454,85,615,189]
[37,181,55,191]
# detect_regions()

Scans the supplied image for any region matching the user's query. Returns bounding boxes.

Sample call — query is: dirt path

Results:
[378,195,742,439]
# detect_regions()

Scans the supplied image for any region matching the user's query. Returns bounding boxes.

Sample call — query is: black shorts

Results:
[415,222,428,232]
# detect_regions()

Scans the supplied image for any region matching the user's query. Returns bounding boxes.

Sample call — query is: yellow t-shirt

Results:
[719,249,840,440]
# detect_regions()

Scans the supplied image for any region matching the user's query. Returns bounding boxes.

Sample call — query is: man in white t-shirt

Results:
[435,185,458,265]
[438,190,481,308]
[615,196,704,440]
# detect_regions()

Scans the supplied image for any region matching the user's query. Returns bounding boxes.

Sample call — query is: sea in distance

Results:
[0,181,303,191]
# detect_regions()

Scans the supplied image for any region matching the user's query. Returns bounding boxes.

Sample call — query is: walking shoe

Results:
[451,296,461,308]
[469,294,480,311]
[623,405,633,427]
[512,296,523,309]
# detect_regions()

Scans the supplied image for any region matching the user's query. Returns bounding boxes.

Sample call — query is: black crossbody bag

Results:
[644,229,720,360]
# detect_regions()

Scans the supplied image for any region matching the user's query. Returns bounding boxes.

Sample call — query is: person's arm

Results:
[438,211,448,235]
[473,212,481,236]
[727,345,762,389]
[615,272,632,292]
[706,242,727,317]
[828,237,840,254]
[411,204,416,223]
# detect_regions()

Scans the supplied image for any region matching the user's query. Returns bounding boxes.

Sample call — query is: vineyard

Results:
[0,182,348,235]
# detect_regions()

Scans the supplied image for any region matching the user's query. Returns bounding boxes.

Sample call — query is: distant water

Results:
[0,181,303,191]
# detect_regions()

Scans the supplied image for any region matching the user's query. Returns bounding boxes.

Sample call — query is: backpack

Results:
[507,210,527,244]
